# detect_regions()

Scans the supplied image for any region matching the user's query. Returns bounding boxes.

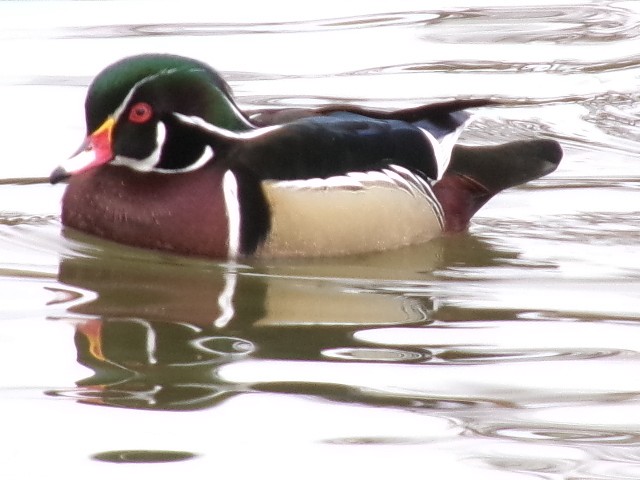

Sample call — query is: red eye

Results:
[128,102,153,123]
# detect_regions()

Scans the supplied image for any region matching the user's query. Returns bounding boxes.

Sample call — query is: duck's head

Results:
[50,54,252,183]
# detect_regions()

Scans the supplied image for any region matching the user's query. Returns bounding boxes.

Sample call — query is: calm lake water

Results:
[1,1,640,478]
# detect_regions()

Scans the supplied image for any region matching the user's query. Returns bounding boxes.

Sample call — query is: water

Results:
[1,1,640,478]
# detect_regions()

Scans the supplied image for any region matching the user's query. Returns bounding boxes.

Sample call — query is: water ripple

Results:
[470,450,585,477]
[38,3,640,47]
[48,12,441,39]
[596,447,640,464]
[474,424,640,445]
[579,463,640,480]
[322,347,429,363]
[434,348,624,364]
[2,3,640,479]
[425,3,640,44]
[478,213,640,247]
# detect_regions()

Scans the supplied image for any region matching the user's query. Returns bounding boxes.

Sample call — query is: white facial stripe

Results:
[113,85,137,121]
[222,170,241,258]
[97,69,249,175]
[112,68,182,121]
[173,112,282,139]
[109,115,218,174]
[111,121,167,172]
[221,95,254,129]
[238,124,282,139]
[154,146,214,174]
[173,113,240,139]
[111,66,253,127]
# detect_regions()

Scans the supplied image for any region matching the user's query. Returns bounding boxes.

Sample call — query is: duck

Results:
[50,53,562,258]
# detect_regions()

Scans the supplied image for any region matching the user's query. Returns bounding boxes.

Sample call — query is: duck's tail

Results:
[433,139,563,232]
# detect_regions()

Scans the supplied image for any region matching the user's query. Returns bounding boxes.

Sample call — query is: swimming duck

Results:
[50,54,562,258]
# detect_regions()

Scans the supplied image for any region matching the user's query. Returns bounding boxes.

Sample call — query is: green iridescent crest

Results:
[85,53,250,133]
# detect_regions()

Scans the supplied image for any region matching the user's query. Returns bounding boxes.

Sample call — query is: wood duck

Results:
[50,54,562,258]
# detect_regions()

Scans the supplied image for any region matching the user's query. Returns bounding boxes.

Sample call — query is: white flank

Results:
[387,165,444,227]
[270,164,444,228]
[347,170,395,185]
[272,165,428,193]
[222,170,241,258]
[272,175,361,190]
[214,272,238,329]
[272,169,405,191]
[379,167,416,194]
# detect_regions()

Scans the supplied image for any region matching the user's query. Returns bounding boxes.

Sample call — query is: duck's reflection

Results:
[73,317,252,410]
[51,231,513,410]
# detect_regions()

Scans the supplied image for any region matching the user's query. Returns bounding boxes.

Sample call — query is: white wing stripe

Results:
[418,114,473,181]
[418,128,448,181]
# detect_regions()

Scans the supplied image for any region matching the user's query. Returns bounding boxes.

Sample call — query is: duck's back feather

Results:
[239,99,495,182]
[230,112,442,181]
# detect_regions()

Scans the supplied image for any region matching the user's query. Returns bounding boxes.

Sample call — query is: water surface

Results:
[1,1,640,479]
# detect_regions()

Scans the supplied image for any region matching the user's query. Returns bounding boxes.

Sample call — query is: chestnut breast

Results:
[61,165,231,257]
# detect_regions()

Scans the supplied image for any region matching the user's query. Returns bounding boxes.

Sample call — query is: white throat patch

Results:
[111,121,167,172]
[109,121,214,174]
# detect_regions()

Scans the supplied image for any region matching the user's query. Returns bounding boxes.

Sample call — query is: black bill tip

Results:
[49,166,71,185]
